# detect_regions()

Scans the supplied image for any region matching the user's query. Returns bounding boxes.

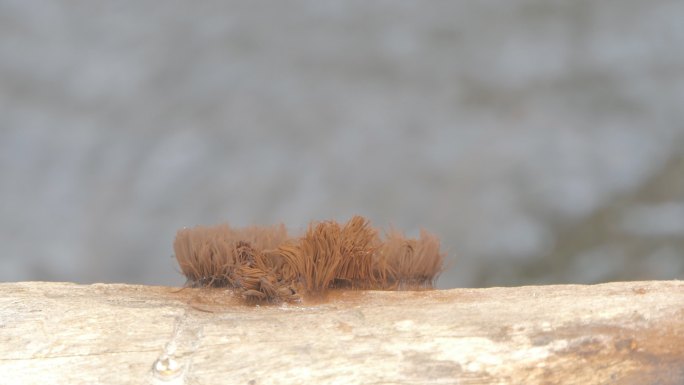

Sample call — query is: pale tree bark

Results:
[0,281,683,384]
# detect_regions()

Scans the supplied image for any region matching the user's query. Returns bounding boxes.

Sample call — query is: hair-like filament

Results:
[173,216,444,303]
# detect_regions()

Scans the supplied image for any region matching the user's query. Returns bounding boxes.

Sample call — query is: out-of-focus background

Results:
[1,1,683,289]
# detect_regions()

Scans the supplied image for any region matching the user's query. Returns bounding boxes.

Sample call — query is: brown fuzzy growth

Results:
[173,216,444,303]
[375,229,444,289]
[173,224,294,301]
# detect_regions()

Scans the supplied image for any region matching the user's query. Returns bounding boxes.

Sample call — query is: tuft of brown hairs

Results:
[173,216,444,303]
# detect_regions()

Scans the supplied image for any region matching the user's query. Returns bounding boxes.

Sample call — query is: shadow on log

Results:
[0,281,683,384]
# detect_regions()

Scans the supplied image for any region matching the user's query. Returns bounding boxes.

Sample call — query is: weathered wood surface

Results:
[0,281,683,385]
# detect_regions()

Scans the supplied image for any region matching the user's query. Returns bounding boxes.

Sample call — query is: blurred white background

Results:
[1,1,683,288]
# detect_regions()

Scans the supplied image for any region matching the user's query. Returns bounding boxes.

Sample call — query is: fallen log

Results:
[0,281,682,384]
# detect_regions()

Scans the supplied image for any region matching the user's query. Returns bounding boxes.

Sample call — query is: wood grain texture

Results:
[1,281,683,384]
